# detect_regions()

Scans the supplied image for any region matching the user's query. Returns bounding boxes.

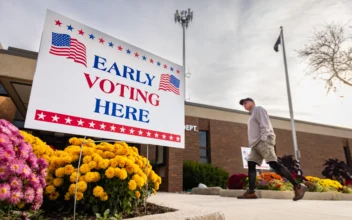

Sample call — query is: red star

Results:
[164,64,168,69]
[118,45,123,51]
[99,38,105,44]
[150,59,154,63]
[176,70,180,74]
[135,52,139,57]
[55,20,62,26]
[78,29,84,35]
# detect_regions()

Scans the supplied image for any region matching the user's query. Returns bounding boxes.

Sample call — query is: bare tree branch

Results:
[297,23,352,92]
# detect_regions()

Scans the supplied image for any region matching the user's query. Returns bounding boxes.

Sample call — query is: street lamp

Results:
[175,9,193,100]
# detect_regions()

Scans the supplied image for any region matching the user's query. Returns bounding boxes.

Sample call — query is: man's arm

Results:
[254,106,272,141]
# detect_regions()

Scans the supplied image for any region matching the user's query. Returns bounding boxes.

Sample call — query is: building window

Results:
[155,146,166,166]
[199,131,210,164]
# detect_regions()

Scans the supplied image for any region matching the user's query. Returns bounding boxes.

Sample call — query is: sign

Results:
[185,125,197,132]
[25,10,185,148]
[241,147,270,170]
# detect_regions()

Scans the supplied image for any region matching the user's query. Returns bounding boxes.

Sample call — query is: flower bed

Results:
[226,172,352,194]
[0,119,171,219]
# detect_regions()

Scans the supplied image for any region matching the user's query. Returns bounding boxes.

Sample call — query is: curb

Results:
[219,189,352,200]
[128,194,225,220]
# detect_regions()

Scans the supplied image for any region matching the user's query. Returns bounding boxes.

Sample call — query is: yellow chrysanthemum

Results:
[46,176,54,185]
[88,161,97,169]
[69,184,77,195]
[83,156,92,164]
[77,181,88,193]
[49,192,60,201]
[103,151,115,159]
[100,192,108,201]
[75,191,84,201]
[45,185,56,194]
[79,164,91,174]
[70,172,81,183]
[64,192,71,201]
[126,166,134,174]
[154,182,160,191]
[98,159,110,169]
[110,159,118,168]
[105,167,115,179]
[85,172,101,183]
[17,201,25,209]
[64,164,75,175]
[135,191,141,198]
[53,178,64,187]
[128,180,137,191]
[93,186,104,197]
[55,167,65,178]
[119,168,128,180]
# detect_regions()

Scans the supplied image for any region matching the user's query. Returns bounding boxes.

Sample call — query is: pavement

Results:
[148,192,352,220]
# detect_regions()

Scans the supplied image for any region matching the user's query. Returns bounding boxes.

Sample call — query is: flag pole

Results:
[279,26,300,162]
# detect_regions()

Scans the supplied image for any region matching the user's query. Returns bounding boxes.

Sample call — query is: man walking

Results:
[237,98,307,201]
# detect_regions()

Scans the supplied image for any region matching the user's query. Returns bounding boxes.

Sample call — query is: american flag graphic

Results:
[158,74,180,95]
[49,32,87,67]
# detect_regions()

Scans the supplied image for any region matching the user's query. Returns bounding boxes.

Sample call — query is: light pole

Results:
[175,8,193,99]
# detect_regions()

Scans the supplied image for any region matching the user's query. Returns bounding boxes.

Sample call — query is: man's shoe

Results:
[293,183,308,201]
[237,190,257,199]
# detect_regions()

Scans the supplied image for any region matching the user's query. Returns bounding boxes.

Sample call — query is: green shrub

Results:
[183,160,229,190]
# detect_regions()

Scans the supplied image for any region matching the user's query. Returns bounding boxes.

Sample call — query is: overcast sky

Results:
[1,0,352,129]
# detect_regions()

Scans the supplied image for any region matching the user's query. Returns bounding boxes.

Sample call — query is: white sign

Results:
[25,10,185,148]
[185,125,197,131]
[241,147,270,170]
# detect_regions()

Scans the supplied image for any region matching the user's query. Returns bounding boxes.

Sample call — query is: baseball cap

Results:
[239,98,254,105]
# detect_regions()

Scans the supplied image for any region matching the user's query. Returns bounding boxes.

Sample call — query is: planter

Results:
[191,187,222,195]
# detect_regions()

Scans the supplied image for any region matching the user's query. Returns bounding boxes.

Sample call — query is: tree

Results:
[297,23,352,93]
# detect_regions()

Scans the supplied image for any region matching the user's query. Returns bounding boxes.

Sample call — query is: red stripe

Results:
[34,110,181,143]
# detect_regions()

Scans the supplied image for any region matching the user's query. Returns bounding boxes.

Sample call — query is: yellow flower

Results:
[77,181,88,193]
[46,176,54,185]
[83,156,92,164]
[105,167,115,179]
[53,178,64,187]
[154,182,160,191]
[55,167,65,178]
[100,192,108,201]
[126,165,134,174]
[49,192,60,200]
[85,172,101,183]
[17,201,25,209]
[75,191,84,201]
[88,161,97,169]
[110,159,118,168]
[98,159,110,169]
[79,164,91,174]
[70,172,81,183]
[93,186,104,197]
[118,157,126,167]
[69,184,77,194]
[135,191,141,198]
[103,151,115,159]
[64,164,75,175]
[64,192,71,200]
[128,180,137,191]
[45,185,56,194]
[119,168,128,180]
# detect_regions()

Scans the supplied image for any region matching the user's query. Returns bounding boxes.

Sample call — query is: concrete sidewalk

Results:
[148,192,352,220]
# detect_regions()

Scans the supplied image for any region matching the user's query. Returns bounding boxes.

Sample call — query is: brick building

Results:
[1,46,352,192]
